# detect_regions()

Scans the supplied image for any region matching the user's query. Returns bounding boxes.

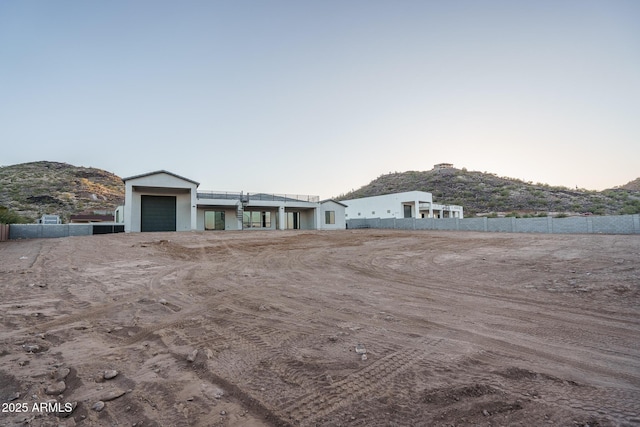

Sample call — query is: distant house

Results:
[70,213,115,223]
[433,163,454,170]
[38,214,61,224]
[122,170,346,232]
[342,191,463,220]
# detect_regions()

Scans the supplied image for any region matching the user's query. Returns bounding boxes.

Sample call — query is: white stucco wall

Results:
[343,191,434,220]
[297,209,316,230]
[319,201,347,230]
[123,170,345,232]
[124,172,198,232]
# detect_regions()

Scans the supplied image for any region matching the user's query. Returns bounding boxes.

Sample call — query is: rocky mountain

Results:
[0,161,124,223]
[337,166,640,217]
[618,177,640,191]
[1,161,638,223]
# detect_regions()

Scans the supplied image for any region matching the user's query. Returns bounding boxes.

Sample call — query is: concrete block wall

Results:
[9,224,93,239]
[514,217,548,233]
[552,217,588,234]
[347,214,640,235]
[434,218,458,230]
[590,215,636,234]
[414,218,432,230]
[458,217,486,232]
[486,218,514,233]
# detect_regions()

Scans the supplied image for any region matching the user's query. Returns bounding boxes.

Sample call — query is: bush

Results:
[0,206,29,224]
[620,199,640,214]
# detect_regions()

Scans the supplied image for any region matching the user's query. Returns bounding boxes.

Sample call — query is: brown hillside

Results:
[0,161,124,223]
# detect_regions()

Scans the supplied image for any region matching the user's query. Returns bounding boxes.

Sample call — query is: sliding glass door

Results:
[204,211,225,230]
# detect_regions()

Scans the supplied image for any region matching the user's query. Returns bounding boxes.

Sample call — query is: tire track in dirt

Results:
[488,365,640,425]
[346,253,639,327]
[434,342,640,425]
[281,348,424,426]
[335,252,640,421]
[30,264,196,333]
[342,252,640,380]
[156,233,640,425]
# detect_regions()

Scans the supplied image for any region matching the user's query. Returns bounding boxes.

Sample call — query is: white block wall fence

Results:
[347,214,640,235]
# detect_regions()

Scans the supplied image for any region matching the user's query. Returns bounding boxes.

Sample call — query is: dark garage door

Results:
[141,195,176,232]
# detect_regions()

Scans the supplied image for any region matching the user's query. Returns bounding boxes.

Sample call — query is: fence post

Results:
[0,224,9,241]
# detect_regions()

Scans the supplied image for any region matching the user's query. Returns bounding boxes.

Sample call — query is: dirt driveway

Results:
[1,230,639,426]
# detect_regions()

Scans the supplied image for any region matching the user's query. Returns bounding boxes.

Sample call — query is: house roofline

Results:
[122,170,200,187]
[320,199,348,207]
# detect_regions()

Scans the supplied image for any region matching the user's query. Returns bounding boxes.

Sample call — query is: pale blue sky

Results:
[1,0,638,198]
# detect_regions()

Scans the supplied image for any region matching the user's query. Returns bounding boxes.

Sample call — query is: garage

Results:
[141,195,176,232]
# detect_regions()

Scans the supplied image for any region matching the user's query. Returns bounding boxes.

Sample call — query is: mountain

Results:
[618,177,640,192]
[337,166,640,216]
[1,161,638,223]
[0,161,124,223]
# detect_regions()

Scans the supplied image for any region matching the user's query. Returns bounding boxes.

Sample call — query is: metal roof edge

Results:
[122,170,200,187]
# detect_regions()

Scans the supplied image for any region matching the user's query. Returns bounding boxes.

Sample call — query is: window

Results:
[325,210,335,224]
[243,211,271,228]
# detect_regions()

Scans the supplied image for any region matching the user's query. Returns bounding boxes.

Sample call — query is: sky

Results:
[1,0,638,198]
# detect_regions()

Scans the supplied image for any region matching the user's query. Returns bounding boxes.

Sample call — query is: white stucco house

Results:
[121,170,346,232]
[342,191,463,220]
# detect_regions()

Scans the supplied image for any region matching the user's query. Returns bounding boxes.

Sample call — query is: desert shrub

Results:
[620,199,640,214]
[0,206,29,224]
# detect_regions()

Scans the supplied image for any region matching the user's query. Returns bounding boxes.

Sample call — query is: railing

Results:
[197,191,243,200]
[197,191,319,203]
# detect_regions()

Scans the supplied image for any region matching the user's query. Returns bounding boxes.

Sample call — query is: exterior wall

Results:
[243,208,279,230]
[319,201,347,230]
[431,203,464,218]
[196,207,241,231]
[343,192,463,220]
[124,172,198,233]
[127,190,192,232]
[124,171,346,232]
[39,215,61,224]
[343,191,433,220]
[115,206,124,223]
[347,214,640,235]
[9,224,93,239]
[9,224,124,239]
[298,209,317,230]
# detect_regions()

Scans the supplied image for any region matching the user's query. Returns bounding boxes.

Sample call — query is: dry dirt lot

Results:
[1,229,639,427]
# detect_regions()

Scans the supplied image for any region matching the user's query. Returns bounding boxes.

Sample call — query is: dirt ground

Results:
[1,229,639,427]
